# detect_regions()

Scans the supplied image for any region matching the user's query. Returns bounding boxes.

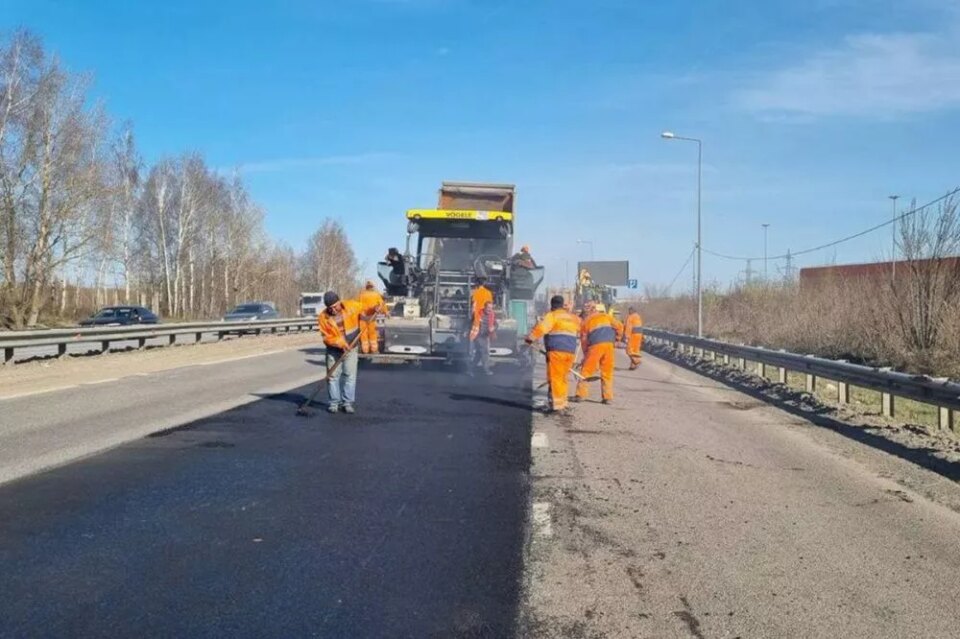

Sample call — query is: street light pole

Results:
[762,223,770,280]
[889,195,899,280]
[662,131,703,337]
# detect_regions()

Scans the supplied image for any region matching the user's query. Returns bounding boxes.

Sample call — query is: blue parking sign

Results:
[627,279,638,289]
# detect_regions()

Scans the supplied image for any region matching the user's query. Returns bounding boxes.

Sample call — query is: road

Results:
[2,346,960,637]
[522,351,960,637]
[0,352,533,637]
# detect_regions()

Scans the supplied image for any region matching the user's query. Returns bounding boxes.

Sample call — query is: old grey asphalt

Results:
[521,350,960,637]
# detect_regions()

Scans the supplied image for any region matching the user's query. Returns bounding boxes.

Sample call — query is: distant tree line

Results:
[0,31,359,328]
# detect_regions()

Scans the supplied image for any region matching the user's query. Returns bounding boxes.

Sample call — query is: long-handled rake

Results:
[530,346,600,389]
[295,333,362,417]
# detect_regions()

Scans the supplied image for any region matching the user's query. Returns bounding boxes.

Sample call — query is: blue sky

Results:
[7,0,960,290]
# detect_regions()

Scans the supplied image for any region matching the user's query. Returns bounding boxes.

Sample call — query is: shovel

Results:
[295,333,362,417]
[528,345,600,388]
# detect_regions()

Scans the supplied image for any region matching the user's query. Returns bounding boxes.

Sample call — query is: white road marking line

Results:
[531,431,549,448]
[532,502,553,539]
[81,378,119,385]
[193,350,288,366]
[0,385,79,401]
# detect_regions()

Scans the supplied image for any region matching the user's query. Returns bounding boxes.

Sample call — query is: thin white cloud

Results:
[737,31,960,118]
[237,152,399,174]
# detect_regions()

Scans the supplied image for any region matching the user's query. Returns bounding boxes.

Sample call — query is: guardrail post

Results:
[756,361,766,377]
[838,382,850,404]
[57,343,67,358]
[3,347,13,365]
[195,332,202,344]
[805,374,817,393]
[882,392,895,418]
[101,340,110,354]
[695,347,703,358]
[137,337,146,350]
[722,354,730,365]
[778,367,787,384]
[938,407,955,432]
[217,331,224,341]
[738,357,746,370]
[168,334,176,346]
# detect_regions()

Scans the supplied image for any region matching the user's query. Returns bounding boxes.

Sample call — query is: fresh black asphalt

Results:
[0,362,533,638]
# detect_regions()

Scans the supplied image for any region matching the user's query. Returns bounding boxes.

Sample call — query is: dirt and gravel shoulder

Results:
[0,331,322,400]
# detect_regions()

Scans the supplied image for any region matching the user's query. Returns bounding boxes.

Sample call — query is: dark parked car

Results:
[79,306,159,327]
[222,302,279,322]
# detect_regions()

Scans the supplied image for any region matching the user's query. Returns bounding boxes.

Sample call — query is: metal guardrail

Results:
[0,318,317,365]
[644,327,960,432]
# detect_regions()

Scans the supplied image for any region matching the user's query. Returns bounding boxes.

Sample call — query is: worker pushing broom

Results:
[296,290,376,416]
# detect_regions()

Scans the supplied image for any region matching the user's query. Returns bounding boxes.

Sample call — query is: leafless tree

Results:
[300,219,361,296]
[887,195,960,366]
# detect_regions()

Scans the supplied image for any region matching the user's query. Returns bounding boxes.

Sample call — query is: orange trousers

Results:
[545,350,576,410]
[577,342,615,401]
[359,319,379,354]
[627,334,643,368]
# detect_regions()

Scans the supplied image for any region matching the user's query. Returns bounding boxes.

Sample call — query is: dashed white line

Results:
[531,431,549,448]
[532,502,553,539]
[81,377,119,385]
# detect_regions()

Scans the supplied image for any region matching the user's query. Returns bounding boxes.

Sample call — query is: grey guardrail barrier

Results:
[0,318,317,364]
[644,327,960,432]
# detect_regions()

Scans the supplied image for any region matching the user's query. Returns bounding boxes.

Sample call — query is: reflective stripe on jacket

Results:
[528,309,581,354]
[581,312,622,349]
[317,299,364,349]
[624,312,643,336]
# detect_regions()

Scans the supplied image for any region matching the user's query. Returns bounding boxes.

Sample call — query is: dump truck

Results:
[372,181,544,366]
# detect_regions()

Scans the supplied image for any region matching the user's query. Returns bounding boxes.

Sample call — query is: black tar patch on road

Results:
[0,364,533,638]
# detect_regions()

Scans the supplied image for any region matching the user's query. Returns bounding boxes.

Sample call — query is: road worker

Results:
[526,295,581,413]
[511,244,538,269]
[575,301,623,405]
[317,291,370,414]
[469,301,498,375]
[623,306,644,370]
[471,277,494,320]
[358,280,388,354]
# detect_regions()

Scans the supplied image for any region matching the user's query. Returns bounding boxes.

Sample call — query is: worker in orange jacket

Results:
[526,295,581,413]
[471,277,494,321]
[317,291,371,414]
[469,301,498,375]
[358,280,388,354]
[623,306,644,370]
[575,302,623,404]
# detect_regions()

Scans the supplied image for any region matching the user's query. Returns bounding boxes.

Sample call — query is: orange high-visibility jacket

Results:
[581,312,623,351]
[528,309,581,353]
[472,286,493,317]
[470,307,498,341]
[624,312,643,339]
[358,289,388,315]
[317,299,365,350]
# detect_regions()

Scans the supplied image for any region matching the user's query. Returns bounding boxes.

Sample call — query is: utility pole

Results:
[761,223,770,281]
[783,249,796,283]
[888,195,899,280]
[662,131,703,336]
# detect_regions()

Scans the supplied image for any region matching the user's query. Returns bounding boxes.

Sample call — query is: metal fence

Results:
[644,328,960,433]
[1,318,317,365]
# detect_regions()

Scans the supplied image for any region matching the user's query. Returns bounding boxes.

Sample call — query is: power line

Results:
[702,187,960,262]
[666,245,696,292]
